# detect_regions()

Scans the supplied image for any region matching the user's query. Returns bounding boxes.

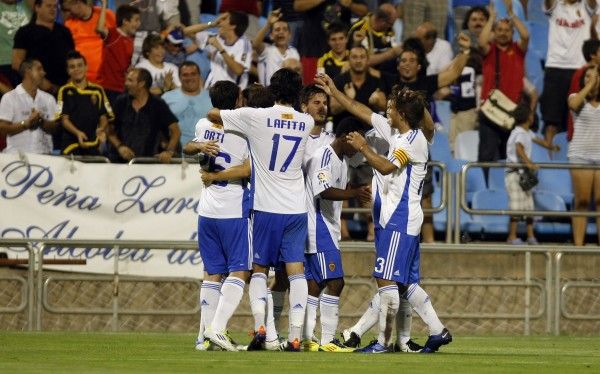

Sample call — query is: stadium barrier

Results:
[1,238,599,335]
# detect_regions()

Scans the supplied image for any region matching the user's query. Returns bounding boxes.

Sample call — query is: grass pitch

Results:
[1,332,599,373]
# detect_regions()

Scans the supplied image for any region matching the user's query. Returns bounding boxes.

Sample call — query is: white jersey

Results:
[305,144,348,254]
[0,84,56,154]
[380,129,429,235]
[193,118,250,219]
[195,31,252,89]
[221,104,314,214]
[303,129,334,166]
[135,58,181,89]
[545,0,596,68]
[257,44,300,86]
[426,38,453,76]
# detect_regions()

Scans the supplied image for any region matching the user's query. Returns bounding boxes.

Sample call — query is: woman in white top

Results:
[567,65,600,246]
[136,34,181,96]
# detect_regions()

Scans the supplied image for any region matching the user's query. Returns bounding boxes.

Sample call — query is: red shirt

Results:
[481,42,525,103]
[97,27,133,93]
[567,65,587,141]
[65,7,116,83]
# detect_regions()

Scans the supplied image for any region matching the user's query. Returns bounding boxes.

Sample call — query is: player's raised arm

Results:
[314,73,374,126]
[201,159,251,186]
[207,108,222,124]
[346,131,397,175]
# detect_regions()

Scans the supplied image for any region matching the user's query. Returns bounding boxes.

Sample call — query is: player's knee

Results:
[326,278,345,296]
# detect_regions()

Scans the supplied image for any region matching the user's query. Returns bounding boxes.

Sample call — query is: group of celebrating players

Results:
[184,67,452,354]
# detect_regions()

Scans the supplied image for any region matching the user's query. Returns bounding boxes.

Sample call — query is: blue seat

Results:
[487,164,507,191]
[527,20,549,59]
[527,0,547,23]
[200,14,217,24]
[526,49,545,93]
[431,132,452,164]
[454,130,479,161]
[533,190,571,235]
[434,100,451,130]
[471,189,510,234]
[531,142,551,163]
[537,168,573,207]
[551,132,568,162]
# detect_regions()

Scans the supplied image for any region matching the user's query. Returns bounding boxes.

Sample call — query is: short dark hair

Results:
[116,4,140,27]
[141,33,163,59]
[209,80,240,110]
[65,50,86,65]
[135,68,153,90]
[391,86,427,129]
[462,6,490,30]
[400,38,429,78]
[18,58,39,77]
[228,11,249,38]
[335,116,365,138]
[512,103,531,126]
[242,84,274,108]
[299,84,327,106]
[326,22,347,38]
[582,39,600,62]
[269,68,302,105]
[179,61,201,76]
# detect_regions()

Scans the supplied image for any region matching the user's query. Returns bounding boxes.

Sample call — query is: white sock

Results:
[303,295,319,341]
[287,274,308,342]
[396,296,412,345]
[210,276,245,333]
[249,273,268,331]
[266,290,278,341]
[406,283,444,336]
[377,285,399,346]
[272,290,285,333]
[200,281,221,334]
[320,294,340,345]
[351,292,380,337]
[196,319,205,342]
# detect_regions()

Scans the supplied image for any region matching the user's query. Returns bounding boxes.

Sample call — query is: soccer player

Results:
[183,80,251,352]
[302,117,371,352]
[208,68,313,351]
[316,73,452,353]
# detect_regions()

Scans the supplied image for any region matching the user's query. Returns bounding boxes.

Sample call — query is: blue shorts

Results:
[252,211,307,267]
[198,216,252,275]
[305,250,344,284]
[372,229,420,284]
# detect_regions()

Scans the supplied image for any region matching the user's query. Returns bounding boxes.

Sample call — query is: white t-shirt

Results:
[545,0,596,69]
[221,104,314,214]
[136,58,181,89]
[0,84,56,154]
[506,125,534,163]
[258,44,300,86]
[193,118,251,219]
[381,129,429,235]
[305,144,348,254]
[426,38,454,76]
[195,31,252,89]
[568,98,600,161]
[303,129,335,166]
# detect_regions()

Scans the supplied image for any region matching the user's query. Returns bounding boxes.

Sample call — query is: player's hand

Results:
[346,131,368,152]
[344,83,356,99]
[156,150,174,163]
[117,144,135,161]
[76,130,89,147]
[199,140,220,157]
[314,73,334,96]
[368,88,386,108]
[200,170,214,186]
[268,8,282,26]
[354,185,372,206]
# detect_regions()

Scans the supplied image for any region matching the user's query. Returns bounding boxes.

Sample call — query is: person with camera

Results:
[0,58,57,154]
[505,104,559,245]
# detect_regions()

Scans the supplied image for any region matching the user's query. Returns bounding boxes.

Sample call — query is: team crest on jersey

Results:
[281,113,293,119]
[318,172,327,182]
[329,263,335,272]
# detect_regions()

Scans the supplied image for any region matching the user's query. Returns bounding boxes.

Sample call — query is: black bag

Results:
[519,168,538,191]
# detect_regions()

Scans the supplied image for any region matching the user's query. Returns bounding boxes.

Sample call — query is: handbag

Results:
[480,45,517,130]
[518,168,538,191]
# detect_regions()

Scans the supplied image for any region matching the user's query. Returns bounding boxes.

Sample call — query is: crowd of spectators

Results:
[0,0,599,245]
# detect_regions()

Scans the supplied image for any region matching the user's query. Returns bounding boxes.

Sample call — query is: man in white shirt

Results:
[414,21,453,76]
[184,11,253,89]
[0,58,57,154]
[253,8,300,86]
[208,68,313,351]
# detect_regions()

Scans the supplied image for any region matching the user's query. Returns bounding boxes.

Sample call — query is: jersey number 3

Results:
[268,134,301,172]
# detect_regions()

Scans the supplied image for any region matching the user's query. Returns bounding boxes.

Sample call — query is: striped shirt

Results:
[569,98,600,162]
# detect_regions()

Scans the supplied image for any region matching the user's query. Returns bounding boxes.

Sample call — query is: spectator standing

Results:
[96,1,140,105]
[162,61,211,146]
[414,21,453,76]
[107,68,181,163]
[0,0,31,90]
[254,9,300,86]
[56,51,113,155]
[164,28,187,66]
[567,65,600,246]
[0,59,57,154]
[317,22,349,79]
[541,0,597,146]
[136,34,181,96]
[12,0,74,95]
[220,0,262,39]
[273,0,304,47]
[295,0,368,84]
[60,0,116,83]
[478,2,528,164]
[401,0,448,43]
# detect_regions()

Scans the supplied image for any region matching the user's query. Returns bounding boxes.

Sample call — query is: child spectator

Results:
[136,33,181,96]
[317,22,349,79]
